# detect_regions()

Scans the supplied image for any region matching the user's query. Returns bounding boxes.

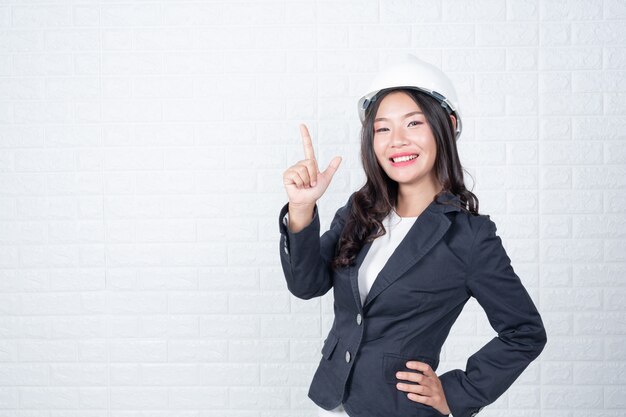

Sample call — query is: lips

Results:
[390,154,418,163]
[389,152,419,163]
[388,152,419,167]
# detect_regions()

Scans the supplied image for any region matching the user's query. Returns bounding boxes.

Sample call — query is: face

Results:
[372,91,440,192]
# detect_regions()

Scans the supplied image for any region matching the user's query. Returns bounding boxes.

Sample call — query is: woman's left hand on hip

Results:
[396,361,451,415]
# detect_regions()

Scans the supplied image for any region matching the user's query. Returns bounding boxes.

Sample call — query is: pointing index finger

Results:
[299,124,316,161]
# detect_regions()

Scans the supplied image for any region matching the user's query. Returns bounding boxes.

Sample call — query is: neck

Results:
[395,182,443,217]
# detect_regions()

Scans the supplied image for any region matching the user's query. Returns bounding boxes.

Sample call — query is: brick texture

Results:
[0,0,624,415]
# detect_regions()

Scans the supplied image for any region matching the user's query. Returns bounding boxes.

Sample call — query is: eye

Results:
[408,120,423,127]
[374,127,389,133]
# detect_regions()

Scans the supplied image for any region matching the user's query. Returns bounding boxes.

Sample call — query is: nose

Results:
[390,128,408,147]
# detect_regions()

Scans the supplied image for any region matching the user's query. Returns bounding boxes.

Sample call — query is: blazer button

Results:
[345,351,351,363]
[356,314,362,325]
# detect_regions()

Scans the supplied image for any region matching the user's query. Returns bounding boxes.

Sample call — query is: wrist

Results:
[288,202,316,220]
[288,201,315,212]
[287,203,315,233]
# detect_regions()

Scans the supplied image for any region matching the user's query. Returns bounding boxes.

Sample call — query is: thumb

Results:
[321,156,342,180]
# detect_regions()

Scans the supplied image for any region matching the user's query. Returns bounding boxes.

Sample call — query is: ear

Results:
[450,114,457,131]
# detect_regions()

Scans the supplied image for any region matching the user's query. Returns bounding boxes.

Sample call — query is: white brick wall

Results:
[0,0,624,415]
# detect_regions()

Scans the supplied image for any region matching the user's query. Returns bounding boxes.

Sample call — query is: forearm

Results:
[440,323,546,416]
[278,197,352,300]
[287,202,315,233]
[279,203,332,299]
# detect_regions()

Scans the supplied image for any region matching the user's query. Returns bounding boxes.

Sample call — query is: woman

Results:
[278,56,547,417]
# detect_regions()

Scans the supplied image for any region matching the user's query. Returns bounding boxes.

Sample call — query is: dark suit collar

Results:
[349,190,463,310]
[428,190,464,214]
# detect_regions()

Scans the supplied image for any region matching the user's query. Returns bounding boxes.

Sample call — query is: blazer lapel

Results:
[362,192,462,309]
[349,240,371,312]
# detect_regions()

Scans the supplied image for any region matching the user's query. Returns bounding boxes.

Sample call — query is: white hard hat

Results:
[357,55,462,139]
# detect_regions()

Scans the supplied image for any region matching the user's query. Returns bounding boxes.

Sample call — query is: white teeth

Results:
[392,154,418,163]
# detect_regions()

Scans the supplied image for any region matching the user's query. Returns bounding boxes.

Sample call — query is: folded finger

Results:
[303,159,318,186]
[284,169,305,189]
[295,165,312,187]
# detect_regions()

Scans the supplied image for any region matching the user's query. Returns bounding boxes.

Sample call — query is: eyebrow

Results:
[374,111,423,122]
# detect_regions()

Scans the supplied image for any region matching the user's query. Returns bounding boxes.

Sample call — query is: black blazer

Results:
[278,191,547,417]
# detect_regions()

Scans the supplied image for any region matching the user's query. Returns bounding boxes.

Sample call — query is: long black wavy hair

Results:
[331,88,479,270]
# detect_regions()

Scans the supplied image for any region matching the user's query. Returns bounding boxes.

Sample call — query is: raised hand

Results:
[283,124,342,207]
[282,124,341,232]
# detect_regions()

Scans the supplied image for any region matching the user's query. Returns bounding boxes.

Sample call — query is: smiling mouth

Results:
[390,154,419,163]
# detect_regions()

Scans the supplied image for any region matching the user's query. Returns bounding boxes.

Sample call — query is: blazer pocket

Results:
[382,353,437,384]
[321,332,339,360]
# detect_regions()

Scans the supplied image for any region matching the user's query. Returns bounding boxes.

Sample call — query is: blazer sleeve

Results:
[439,216,547,417]
[278,196,352,300]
